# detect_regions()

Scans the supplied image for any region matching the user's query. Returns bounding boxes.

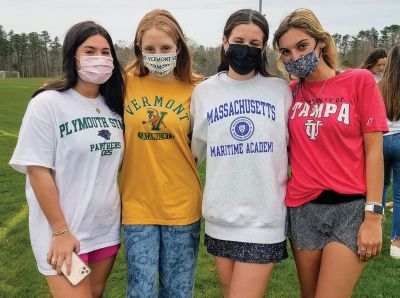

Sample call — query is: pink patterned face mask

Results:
[76,55,114,84]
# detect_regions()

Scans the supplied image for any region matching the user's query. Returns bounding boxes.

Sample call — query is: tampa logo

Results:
[142,108,168,131]
[305,120,323,140]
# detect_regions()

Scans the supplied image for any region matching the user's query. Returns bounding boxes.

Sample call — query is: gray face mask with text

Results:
[143,53,177,77]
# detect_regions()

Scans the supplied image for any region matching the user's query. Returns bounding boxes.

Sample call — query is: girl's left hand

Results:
[357,212,383,262]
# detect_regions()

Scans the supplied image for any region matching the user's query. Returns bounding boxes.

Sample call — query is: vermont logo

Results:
[139,108,174,140]
[98,129,111,140]
[142,108,168,131]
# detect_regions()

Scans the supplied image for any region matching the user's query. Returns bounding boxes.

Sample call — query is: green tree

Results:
[40,31,51,76]
[8,30,14,69]
[0,25,10,69]
[49,36,62,76]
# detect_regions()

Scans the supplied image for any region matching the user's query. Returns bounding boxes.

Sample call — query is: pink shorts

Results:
[79,244,120,264]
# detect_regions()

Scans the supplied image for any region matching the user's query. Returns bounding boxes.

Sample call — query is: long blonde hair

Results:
[272,8,338,73]
[379,44,400,121]
[126,9,201,84]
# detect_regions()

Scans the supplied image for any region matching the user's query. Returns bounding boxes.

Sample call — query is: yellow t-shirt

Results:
[120,74,201,225]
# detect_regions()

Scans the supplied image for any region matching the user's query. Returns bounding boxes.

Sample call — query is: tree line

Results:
[0,25,62,77]
[0,24,399,78]
[332,25,400,67]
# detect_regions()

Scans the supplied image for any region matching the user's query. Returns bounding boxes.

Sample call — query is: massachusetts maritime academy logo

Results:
[230,117,254,141]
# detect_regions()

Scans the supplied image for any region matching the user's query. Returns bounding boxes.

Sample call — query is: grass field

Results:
[1,78,399,297]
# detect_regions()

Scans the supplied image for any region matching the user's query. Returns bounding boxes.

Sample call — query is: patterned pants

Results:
[123,221,200,298]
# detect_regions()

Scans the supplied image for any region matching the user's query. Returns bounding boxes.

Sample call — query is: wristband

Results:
[365,201,383,206]
[365,204,384,215]
[52,227,69,237]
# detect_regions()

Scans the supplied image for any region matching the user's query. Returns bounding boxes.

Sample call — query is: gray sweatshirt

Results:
[191,72,292,244]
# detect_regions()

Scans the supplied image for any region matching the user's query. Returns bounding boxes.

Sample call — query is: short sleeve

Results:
[9,97,56,173]
[190,86,207,164]
[283,83,293,144]
[357,72,388,133]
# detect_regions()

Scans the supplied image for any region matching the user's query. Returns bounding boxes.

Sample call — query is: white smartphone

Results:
[60,252,91,286]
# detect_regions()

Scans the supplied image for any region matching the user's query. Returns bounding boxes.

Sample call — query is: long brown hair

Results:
[125,9,201,84]
[379,44,400,121]
[272,8,338,72]
[32,21,125,116]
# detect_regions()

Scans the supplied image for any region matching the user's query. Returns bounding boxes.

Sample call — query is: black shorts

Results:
[205,234,288,264]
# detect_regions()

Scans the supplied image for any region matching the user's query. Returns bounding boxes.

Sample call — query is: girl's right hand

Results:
[47,231,80,275]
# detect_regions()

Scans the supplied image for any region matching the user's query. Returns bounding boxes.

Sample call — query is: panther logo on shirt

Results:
[98,129,111,140]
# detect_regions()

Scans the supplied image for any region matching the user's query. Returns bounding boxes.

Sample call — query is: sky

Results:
[1,0,399,47]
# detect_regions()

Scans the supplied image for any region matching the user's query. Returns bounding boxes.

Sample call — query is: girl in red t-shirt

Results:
[273,8,388,298]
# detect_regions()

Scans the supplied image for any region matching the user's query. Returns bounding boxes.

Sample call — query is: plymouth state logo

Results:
[98,129,111,140]
[230,117,255,141]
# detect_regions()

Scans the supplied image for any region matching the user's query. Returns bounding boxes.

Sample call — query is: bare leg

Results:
[316,242,364,298]
[89,255,117,298]
[214,256,235,297]
[46,274,92,298]
[291,241,322,298]
[229,261,274,298]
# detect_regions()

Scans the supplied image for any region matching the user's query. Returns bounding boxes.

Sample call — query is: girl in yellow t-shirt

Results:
[120,9,202,297]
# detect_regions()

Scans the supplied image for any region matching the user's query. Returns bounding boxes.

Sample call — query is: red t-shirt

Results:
[286,69,388,207]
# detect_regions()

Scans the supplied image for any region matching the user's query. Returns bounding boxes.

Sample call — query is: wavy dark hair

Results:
[217,9,270,77]
[361,48,388,71]
[32,21,125,117]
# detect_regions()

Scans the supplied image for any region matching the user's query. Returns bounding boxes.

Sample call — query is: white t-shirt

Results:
[385,119,400,136]
[9,88,124,275]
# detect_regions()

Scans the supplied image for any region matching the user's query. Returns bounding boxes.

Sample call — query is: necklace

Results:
[73,87,101,114]
[85,98,101,114]
[300,78,329,105]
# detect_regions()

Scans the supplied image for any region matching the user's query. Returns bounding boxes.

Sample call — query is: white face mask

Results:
[76,56,114,84]
[142,53,177,77]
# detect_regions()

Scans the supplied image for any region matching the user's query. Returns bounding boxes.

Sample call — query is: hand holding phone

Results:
[60,252,91,286]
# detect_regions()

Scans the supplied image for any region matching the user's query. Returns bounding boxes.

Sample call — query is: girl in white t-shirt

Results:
[9,21,125,297]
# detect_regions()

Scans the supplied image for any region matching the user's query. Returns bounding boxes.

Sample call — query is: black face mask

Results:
[225,43,262,75]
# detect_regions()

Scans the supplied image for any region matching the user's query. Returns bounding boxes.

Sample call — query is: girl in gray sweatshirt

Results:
[191,9,292,297]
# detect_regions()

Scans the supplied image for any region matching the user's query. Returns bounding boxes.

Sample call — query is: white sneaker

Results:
[390,244,400,259]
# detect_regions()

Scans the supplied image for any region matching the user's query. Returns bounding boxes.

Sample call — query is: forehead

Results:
[141,28,176,46]
[229,24,264,41]
[376,57,387,64]
[79,34,110,49]
[278,28,313,48]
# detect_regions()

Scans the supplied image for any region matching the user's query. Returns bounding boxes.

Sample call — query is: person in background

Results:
[361,47,388,82]
[9,21,125,297]
[273,8,388,298]
[191,9,291,298]
[120,9,202,298]
[379,44,400,259]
